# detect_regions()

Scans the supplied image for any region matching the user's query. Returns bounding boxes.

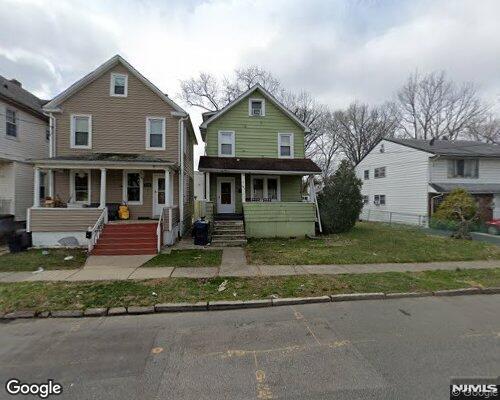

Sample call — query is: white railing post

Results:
[33,167,41,207]
[99,168,107,208]
[169,207,173,231]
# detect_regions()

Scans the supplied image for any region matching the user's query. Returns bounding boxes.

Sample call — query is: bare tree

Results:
[309,111,341,179]
[336,102,399,165]
[396,71,489,140]
[466,114,500,144]
[179,72,223,111]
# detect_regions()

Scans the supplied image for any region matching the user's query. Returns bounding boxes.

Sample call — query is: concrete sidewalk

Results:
[0,258,498,282]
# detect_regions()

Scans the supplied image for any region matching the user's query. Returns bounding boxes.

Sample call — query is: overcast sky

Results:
[2,0,499,160]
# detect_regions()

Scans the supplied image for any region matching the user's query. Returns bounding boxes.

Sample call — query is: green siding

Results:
[205,91,305,158]
[243,202,316,238]
[280,176,303,202]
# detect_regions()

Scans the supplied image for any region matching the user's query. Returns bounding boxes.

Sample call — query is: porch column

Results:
[205,172,210,201]
[33,167,41,207]
[47,169,54,198]
[164,168,171,206]
[241,173,246,204]
[99,168,106,208]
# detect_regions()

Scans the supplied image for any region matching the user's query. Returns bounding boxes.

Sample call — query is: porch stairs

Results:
[91,223,158,256]
[211,220,247,247]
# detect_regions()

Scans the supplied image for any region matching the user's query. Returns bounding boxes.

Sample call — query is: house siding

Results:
[205,92,305,158]
[356,139,430,225]
[430,157,500,184]
[53,63,180,162]
[30,208,102,232]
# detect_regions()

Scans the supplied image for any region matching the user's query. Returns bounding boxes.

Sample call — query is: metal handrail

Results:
[87,207,108,253]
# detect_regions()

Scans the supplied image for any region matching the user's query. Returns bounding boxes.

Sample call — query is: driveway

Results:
[0,295,498,399]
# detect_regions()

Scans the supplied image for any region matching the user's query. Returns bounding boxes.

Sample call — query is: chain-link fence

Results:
[360,209,428,227]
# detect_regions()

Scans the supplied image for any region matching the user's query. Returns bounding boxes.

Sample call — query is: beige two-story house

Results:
[28,55,196,255]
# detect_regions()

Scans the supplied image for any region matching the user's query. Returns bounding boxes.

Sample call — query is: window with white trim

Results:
[448,159,479,178]
[374,167,386,178]
[249,98,265,116]
[110,73,128,97]
[6,109,17,137]
[70,170,90,204]
[146,117,166,150]
[374,194,386,206]
[250,176,280,201]
[218,131,235,157]
[123,171,143,205]
[364,170,369,180]
[71,115,91,148]
[362,195,369,204]
[278,133,294,158]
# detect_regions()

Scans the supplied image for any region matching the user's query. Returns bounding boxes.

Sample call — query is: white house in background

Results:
[0,75,48,223]
[355,138,500,226]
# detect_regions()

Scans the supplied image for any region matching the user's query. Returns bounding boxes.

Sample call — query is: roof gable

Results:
[0,75,47,119]
[43,55,186,115]
[199,84,310,134]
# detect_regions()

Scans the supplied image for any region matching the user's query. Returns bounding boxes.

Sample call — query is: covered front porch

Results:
[28,156,181,250]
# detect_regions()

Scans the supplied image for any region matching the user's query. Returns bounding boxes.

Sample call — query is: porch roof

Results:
[430,182,500,194]
[198,156,321,175]
[33,154,177,169]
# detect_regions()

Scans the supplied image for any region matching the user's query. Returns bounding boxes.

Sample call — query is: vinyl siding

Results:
[54,63,180,161]
[430,158,500,184]
[0,161,14,214]
[205,91,305,158]
[13,162,36,220]
[30,208,103,232]
[355,139,430,225]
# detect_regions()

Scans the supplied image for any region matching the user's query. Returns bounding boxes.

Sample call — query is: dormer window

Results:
[249,98,265,116]
[110,73,128,97]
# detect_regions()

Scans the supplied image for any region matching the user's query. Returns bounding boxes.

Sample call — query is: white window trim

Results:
[248,98,265,117]
[122,170,144,205]
[70,114,92,149]
[218,130,235,157]
[278,133,294,159]
[250,175,281,202]
[69,170,91,205]
[145,116,166,150]
[374,167,386,179]
[110,72,128,97]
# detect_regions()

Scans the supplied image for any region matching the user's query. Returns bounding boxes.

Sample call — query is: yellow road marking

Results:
[253,351,274,399]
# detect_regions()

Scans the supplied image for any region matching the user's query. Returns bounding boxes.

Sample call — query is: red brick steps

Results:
[91,223,158,256]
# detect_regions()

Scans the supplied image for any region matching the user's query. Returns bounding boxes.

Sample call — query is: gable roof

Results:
[0,75,47,120]
[386,138,500,157]
[43,55,187,115]
[198,84,311,137]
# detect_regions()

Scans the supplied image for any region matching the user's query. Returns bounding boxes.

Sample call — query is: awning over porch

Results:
[198,156,321,175]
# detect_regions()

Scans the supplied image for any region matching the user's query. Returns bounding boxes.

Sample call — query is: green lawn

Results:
[0,249,87,271]
[246,222,500,265]
[0,268,498,313]
[142,250,222,268]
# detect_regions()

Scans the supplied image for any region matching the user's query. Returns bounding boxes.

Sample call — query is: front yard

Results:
[246,222,500,265]
[0,249,87,271]
[0,268,498,313]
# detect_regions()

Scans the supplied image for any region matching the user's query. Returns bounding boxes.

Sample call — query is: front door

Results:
[153,174,166,217]
[217,177,235,214]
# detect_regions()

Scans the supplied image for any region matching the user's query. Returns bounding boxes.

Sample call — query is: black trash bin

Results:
[8,230,31,253]
[193,219,210,246]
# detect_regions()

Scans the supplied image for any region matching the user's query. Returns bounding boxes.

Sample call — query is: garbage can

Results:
[8,230,31,253]
[193,219,210,246]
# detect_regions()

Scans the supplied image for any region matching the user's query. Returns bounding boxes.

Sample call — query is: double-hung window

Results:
[218,131,235,157]
[362,195,369,205]
[6,109,16,137]
[123,171,143,205]
[448,159,478,178]
[374,194,386,206]
[146,117,166,150]
[249,98,265,116]
[71,115,91,149]
[278,133,294,158]
[250,176,280,202]
[110,73,128,97]
[374,167,386,178]
[70,170,90,204]
[364,170,369,180]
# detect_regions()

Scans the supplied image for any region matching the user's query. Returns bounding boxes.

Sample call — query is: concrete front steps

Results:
[91,223,158,255]
[212,220,247,247]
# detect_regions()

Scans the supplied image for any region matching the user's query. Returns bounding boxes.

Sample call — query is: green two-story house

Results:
[198,84,321,239]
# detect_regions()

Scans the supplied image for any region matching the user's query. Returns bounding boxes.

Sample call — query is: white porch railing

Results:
[156,207,166,253]
[87,207,108,253]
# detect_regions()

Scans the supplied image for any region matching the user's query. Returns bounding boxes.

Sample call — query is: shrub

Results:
[317,160,363,234]
[432,188,478,239]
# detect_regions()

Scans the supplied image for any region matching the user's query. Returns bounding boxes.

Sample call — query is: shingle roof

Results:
[387,138,500,157]
[430,183,500,194]
[36,153,173,163]
[198,156,321,173]
[0,75,46,118]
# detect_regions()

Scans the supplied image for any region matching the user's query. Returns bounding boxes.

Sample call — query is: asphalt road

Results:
[0,295,499,400]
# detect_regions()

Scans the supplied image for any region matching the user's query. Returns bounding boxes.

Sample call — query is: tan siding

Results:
[30,208,102,232]
[54,63,180,162]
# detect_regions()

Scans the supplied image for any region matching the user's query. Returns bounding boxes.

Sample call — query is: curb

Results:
[1,287,499,321]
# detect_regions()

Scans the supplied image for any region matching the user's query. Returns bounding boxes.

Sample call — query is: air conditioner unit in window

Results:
[252,109,261,116]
